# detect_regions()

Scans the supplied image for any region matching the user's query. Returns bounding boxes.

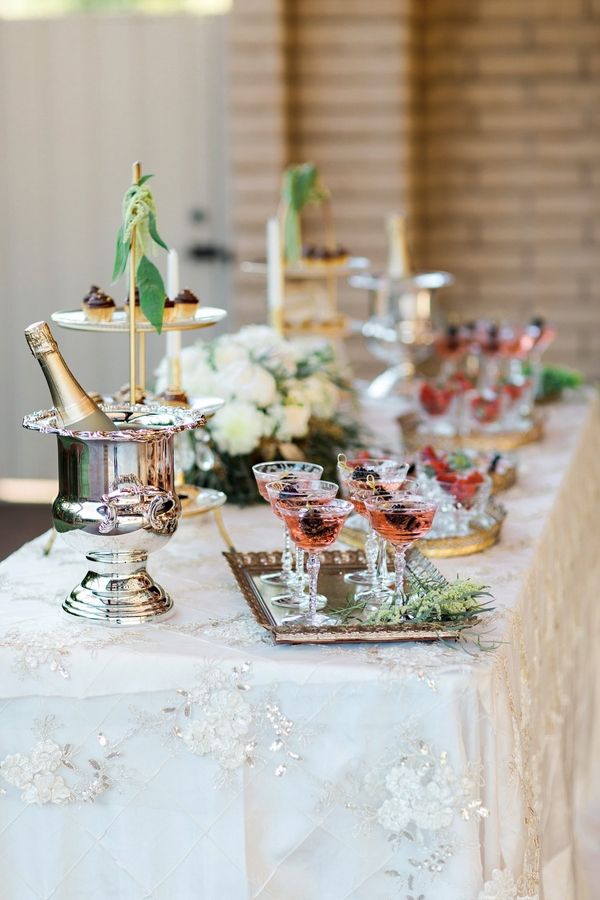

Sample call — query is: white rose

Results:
[154,344,217,397]
[0,753,33,788]
[220,360,278,408]
[280,404,311,440]
[234,325,286,355]
[209,401,268,456]
[212,337,249,370]
[302,374,340,418]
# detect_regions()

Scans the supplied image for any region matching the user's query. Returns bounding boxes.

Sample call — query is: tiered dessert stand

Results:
[349,270,454,398]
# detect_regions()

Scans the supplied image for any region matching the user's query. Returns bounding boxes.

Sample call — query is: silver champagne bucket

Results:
[23,403,206,625]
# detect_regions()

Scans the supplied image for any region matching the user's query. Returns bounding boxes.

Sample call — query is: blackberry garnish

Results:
[373,485,392,499]
[384,505,419,531]
[278,482,301,500]
[351,465,380,482]
[300,508,336,541]
[406,462,416,477]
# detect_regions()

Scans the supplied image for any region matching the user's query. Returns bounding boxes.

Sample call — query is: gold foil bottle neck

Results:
[25,322,58,358]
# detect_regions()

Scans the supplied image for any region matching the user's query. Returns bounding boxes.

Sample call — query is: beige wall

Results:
[229,0,600,375]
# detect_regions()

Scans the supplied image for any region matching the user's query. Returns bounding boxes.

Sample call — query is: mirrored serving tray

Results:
[51,306,227,333]
[223,548,461,645]
[341,499,506,559]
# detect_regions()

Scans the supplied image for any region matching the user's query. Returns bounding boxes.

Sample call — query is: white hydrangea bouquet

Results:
[155,325,361,503]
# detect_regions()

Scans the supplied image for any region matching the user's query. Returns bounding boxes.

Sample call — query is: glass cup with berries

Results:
[364,493,438,608]
[337,456,408,596]
[417,379,459,436]
[466,388,506,433]
[434,471,491,536]
[252,461,323,587]
[266,480,338,608]
[275,499,354,627]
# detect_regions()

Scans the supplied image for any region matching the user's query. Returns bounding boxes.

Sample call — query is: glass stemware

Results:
[265,480,338,609]
[364,493,437,608]
[337,456,408,599]
[275,499,353,627]
[252,461,323,588]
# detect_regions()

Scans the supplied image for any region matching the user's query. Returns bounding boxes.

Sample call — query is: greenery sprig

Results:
[112,174,169,333]
[282,162,329,264]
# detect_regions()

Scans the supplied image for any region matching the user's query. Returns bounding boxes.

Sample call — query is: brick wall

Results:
[416,0,600,373]
[229,0,600,375]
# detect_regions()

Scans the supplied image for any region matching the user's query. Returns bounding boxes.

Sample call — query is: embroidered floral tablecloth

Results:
[0,396,598,900]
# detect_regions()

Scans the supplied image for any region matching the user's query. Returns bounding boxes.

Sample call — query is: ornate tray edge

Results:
[400,410,545,452]
[223,548,463,645]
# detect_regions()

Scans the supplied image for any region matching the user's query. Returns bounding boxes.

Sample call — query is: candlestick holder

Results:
[23,403,205,625]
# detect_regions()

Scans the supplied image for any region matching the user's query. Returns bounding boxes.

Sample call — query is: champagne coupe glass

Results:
[266,480,339,609]
[337,456,408,597]
[276,499,354,627]
[252,461,323,587]
[364,493,437,608]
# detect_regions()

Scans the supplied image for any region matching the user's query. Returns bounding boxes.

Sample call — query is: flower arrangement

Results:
[155,325,362,504]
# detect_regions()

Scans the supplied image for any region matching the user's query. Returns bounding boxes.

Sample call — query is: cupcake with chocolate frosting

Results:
[124,288,148,325]
[173,288,199,318]
[82,285,101,312]
[86,288,116,323]
[163,296,177,324]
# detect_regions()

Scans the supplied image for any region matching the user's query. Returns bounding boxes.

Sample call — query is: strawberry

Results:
[419,383,454,416]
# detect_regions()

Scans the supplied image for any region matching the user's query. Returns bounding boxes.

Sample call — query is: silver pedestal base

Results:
[63,551,174,626]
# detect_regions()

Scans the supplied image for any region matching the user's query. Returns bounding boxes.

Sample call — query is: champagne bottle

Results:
[386,212,412,279]
[24,321,114,431]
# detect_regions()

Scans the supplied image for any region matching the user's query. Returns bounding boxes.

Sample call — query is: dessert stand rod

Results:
[138,331,146,394]
[129,160,141,402]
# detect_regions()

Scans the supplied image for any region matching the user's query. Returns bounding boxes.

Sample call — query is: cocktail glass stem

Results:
[306,552,321,621]
[293,547,306,602]
[282,525,293,581]
[365,525,379,585]
[393,545,408,607]
[377,536,390,599]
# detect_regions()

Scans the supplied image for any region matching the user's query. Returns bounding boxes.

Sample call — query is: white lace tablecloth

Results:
[0,396,598,900]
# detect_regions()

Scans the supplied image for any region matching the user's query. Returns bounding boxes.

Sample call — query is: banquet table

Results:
[0,395,598,900]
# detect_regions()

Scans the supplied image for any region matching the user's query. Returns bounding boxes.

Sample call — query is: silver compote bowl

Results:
[23,403,206,626]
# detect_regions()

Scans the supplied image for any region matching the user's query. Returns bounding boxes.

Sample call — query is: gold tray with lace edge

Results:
[400,410,544,453]
[223,547,466,645]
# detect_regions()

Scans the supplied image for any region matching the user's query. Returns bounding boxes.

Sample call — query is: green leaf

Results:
[137,255,166,333]
[283,163,317,214]
[138,174,154,186]
[112,224,130,282]
[284,206,302,264]
[148,211,169,251]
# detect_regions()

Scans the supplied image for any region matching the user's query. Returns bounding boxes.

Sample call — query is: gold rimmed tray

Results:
[340,499,506,559]
[241,256,370,280]
[51,306,227,333]
[223,548,462,645]
[400,410,544,452]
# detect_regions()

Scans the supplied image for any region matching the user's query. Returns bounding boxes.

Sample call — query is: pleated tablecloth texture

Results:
[0,395,598,900]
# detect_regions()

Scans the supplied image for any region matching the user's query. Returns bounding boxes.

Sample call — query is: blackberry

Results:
[299,508,336,541]
[373,485,392,499]
[406,462,416,477]
[351,465,380,482]
[278,482,301,500]
[384,505,419,531]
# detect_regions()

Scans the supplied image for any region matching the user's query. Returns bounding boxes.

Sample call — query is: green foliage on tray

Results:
[282,162,329,264]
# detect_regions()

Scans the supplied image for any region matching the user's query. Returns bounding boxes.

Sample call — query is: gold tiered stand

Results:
[51,161,228,520]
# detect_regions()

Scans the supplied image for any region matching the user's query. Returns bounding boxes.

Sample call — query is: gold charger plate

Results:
[340,499,506,559]
[224,548,463,645]
[400,410,544,452]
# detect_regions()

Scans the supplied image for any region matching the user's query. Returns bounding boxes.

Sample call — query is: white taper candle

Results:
[266,217,284,335]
